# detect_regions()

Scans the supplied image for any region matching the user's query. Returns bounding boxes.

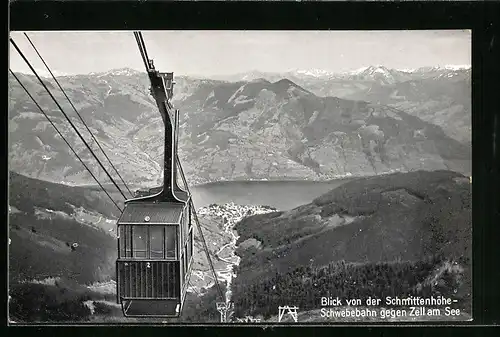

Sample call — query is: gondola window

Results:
[119,226,133,258]
[133,226,148,258]
[150,226,164,259]
[166,226,177,259]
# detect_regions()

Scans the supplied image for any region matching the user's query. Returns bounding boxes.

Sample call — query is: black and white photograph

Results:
[8,30,472,323]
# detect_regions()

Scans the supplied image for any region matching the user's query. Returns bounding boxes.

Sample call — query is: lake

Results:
[85,179,354,211]
[189,179,353,211]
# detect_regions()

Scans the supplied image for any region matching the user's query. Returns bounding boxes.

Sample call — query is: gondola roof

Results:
[134,188,190,202]
[118,202,187,224]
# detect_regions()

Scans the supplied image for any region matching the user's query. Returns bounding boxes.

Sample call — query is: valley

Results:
[8,170,472,323]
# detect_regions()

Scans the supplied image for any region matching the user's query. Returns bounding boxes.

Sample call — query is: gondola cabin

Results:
[116,196,194,317]
[116,67,194,318]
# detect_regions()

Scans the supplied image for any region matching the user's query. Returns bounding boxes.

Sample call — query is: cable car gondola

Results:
[116,58,193,318]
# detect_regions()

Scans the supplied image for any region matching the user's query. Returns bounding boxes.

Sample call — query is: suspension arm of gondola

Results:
[23,33,134,198]
[10,38,129,200]
[132,31,225,302]
[10,70,123,213]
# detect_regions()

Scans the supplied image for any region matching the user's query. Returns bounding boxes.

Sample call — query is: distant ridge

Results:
[9,65,471,187]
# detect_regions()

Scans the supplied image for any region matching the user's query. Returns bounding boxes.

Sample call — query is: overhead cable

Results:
[24,32,134,198]
[10,38,129,200]
[10,70,123,213]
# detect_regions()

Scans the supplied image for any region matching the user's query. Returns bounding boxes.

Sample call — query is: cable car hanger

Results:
[115,31,224,319]
[115,32,192,318]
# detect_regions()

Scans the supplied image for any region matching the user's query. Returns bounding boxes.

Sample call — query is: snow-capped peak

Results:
[293,68,335,78]
[361,65,391,75]
[413,64,471,73]
[345,65,398,84]
[347,65,395,77]
[442,64,471,71]
[91,67,142,77]
[347,64,470,75]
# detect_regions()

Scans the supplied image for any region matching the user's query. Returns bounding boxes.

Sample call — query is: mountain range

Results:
[210,65,471,143]
[209,65,470,82]
[8,65,471,188]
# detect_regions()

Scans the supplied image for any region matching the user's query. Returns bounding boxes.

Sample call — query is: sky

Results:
[9,30,471,77]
